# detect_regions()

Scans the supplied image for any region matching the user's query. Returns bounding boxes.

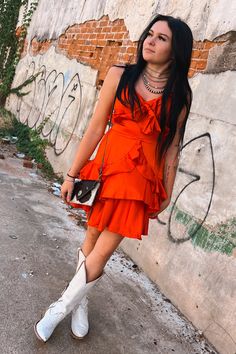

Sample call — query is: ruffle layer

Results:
[77,140,168,214]
[112,98,162,136]
[86,198,149,239]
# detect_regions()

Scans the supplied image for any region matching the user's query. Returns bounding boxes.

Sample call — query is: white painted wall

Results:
[24,0,236,41]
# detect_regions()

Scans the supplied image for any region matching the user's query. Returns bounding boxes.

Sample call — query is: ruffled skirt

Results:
[69,127,167,239]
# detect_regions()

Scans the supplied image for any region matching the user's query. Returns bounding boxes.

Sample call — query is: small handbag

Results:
[70,97,115,207]
[70,178,101,206]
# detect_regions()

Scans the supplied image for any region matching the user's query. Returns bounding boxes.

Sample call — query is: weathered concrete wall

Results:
[19,0,236,41]
[7,45,98,174]
[6,1,236,353]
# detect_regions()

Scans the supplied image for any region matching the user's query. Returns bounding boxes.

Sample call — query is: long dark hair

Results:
[115,14,193,162]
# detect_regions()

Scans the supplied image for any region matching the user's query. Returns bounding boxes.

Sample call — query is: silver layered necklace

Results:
[142,67,169,94]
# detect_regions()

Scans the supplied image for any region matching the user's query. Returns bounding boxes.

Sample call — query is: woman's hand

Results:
[61,177,75,203]
[149,211,159,219]
[149,198,171,219]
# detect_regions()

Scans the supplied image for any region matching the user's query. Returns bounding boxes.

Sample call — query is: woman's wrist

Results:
[65,178,75,183]
[67,172,77,178]
[65,171,76,183]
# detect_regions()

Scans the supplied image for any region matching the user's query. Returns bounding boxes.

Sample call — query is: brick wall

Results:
[189,40,225,77]
[19,15,226,86]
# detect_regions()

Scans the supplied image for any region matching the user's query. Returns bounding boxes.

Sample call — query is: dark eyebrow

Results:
[149,29,170,39]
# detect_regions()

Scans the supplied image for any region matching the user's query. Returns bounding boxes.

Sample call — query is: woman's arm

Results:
[68,66,124,177]
[61,66,124,203]
[150,106,187,216]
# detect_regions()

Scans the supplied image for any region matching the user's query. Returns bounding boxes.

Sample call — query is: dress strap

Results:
[98,94,116,179]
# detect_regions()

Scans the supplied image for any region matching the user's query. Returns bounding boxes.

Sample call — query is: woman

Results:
[34,14,193,342]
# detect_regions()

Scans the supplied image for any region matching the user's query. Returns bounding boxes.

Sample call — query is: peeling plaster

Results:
[206,31,236,73]
[21,0,236,43]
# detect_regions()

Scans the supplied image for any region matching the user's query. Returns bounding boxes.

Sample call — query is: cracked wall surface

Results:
[6,1,236,354]
[18,0,236,41]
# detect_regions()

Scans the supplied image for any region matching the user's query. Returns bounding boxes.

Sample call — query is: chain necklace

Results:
[145,68,169,82]
[145,71,169,83]
[143,73,167,89]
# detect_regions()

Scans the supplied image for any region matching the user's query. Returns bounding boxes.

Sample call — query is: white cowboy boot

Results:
[71,295,89,339]
[75,247,86,272]
[34,260,103,343]
[71,248,90,339]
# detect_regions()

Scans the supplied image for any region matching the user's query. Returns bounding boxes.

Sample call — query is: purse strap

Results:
[98,94,116,180]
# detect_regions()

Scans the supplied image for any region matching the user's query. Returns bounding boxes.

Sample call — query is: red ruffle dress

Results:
[70,89,169,239]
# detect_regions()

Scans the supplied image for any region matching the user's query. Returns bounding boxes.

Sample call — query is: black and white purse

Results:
[70,178,101,206]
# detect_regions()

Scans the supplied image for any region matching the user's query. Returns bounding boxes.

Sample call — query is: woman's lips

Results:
[144,48,155,53]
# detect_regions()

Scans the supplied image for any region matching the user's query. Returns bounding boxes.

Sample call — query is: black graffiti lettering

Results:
[14,61,82,155]
[158,133,215,244]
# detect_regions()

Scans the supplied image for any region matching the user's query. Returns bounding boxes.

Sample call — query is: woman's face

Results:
[142,20,173,65]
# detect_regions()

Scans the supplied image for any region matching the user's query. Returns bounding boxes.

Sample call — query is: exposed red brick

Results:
[190,60,198,69]
[193,40,205,50]
[80,27,88,34]
[203,40,216,50]
[23,160,33,168]
[114,19,124,25]
[105,33,114,39]
[97,33,105,39]
[127,46,136,54]
[189,39,226,77]
[188,69,196,78]
[96,39,107,47]
[192,49,201,59]
[100,20,109,26]
[102,27,112,33]
[196,60,207,70]
[15,26,23,38]
[114,33,125,40]
[26,16,227,83]
[200,50,209,60]
[111,26,124,32]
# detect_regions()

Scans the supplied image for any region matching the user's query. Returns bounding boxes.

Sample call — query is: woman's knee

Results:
[92,228,123,262]
[86,225,101,241]
[82,226,101,256]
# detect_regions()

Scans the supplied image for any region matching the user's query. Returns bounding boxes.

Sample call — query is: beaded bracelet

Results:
[67,172,76,178]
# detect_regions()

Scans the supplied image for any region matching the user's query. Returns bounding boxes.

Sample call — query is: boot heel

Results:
[70,327,90,340]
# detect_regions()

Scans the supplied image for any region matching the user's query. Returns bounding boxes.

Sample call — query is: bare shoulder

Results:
[105,65,125,86]
[109,64,126,76]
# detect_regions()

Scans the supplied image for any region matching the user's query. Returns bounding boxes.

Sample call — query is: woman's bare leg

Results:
[85,228,124,282]
[81,225,101,256]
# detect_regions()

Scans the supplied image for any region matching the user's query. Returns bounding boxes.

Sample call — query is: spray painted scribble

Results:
[158,133,216,244]
[15,60,82,155]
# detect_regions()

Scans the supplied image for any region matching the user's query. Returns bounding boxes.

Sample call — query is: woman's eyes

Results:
[147,33,166,41]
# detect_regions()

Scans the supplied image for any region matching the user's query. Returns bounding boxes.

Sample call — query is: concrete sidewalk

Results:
[0,144,218,354]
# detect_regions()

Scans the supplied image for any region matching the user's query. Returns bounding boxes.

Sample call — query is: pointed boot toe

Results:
[34,321,47,343]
